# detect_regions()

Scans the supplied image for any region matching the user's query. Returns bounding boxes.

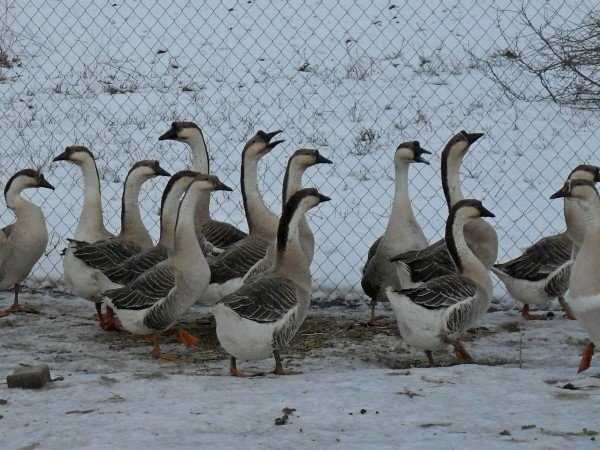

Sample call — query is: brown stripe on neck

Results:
[4,168,38,199]
[277,188,317,253]
[444,207,463,273]
[159,170,197,235]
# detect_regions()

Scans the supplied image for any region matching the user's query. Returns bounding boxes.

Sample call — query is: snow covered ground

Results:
[2,292,600,450]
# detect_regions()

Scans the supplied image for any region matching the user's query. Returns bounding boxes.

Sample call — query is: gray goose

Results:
[390,131,498,287]
[159,122,282,248]
[493,165,600,320]
[0,169,54,317]
[387,199,495,366]
[243,148,333,282]
[104,174,232,359]
[361,141,431,324]
[550,179,600,373]
[212,188,330,376]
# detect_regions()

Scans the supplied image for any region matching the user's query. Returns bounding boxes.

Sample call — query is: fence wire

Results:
[0,1,598,298]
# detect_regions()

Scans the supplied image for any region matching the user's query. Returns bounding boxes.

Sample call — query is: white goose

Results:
[159,122,282,249]
[104,174,233,359]
[361,141,431,324]
[387,199,495,365]
[550,179,600,373]
[243,148,333,282]
[0,169,54,317]
[390,131,498,287]
[213,188,330,376]
[53,147,168,328]
[492,165,600,320]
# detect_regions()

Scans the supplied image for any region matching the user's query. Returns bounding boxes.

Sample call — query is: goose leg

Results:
[229,356,246,377]
[558,296,576,320]
[520,304,548,321]
[101,306,120,331]
[425,351,435,367]
[151,334,162,359]
[0,284,26,316]
[453,341,473,363]
[577,342,595,373]
[366,297,386,326]
[272,350,302,375]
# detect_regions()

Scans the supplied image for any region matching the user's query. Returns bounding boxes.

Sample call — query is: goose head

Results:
[442,130,484,163]
[52,145,96,166]
[127,160,171,181]
[289,149,333,169]
[551,179,599,202]
[451,199,495,221]
[243,129,284,159]
[395,140,431,165]
[4,168,54,202]
[569,164,600,183]
[158,121,203,144]
[188,173,234,194]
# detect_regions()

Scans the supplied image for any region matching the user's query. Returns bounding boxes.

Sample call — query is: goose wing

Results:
[104,262,175,310]
[394,275,478,310]
[0,224,14,272]
[201,220,247,249]
[364,236,381,269]
[494,234,572,282]
[393,239,456,284]
[209,237,269,284]
[103,246,168,285]
[219,276,298,323]
[69,238,139,271]
[544,262,572,298]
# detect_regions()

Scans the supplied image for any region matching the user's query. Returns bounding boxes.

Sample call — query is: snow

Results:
[2,292,600,450]
[1,1,600,448]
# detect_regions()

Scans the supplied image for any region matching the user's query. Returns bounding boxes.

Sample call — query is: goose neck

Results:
[383,162,415,238]
[442,152,465,208]
[241,153,277,236]
[76,158,106,237]
[120,171,149,242]
[446,213,492,295]
[275,203,310,287]
[187,132,210,174]
[170,187,206,266]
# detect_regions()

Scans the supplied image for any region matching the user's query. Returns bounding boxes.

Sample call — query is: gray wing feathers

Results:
[201,220,247,248]
[445,300,476,334]
[395,275,478,310]
[494,234,572,282]
[69,238,138,271]
[220,277,298,323]
[210,237,269,284]
[103,246,168,285]
[544,262,572,298]
[392,239,456,284]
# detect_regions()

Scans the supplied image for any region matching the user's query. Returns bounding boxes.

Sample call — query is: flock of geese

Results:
[0,123,599,376]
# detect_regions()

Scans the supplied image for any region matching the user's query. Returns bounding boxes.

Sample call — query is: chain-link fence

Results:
[1,1,598,299]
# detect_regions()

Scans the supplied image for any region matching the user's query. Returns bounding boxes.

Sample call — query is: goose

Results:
[103,174,233,359]
[386,199,495,365]
[550,179,600,373]
[243,148,333,282]
[100,131,283,313]
[390,131,498,287]
[0,169,54,317]
[159,122,282,249]
[202,130,285,301]
[53,147,169,328]
[67,159,171,267]
[82,170,201,288]
[212,188,330,376]
[492,165,600,320]
[361,141,431,324]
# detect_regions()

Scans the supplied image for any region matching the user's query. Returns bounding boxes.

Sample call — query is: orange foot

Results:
[0,304,33,317]
[453,341,474,363]
[578,342,595,373]
[173,329,199,348]
[100,307,121,331]
[521,305,548,321]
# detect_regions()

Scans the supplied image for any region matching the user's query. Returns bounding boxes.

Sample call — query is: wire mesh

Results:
[0,1,598,299]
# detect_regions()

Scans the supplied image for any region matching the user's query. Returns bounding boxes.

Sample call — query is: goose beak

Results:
[315,154,333,164]
[52,151,69,162]
[156,166,171,177]
[479,205,495,218]
[38,178,55,190]
[215,181,233,192]
[158,127,178,141]
[265,139,285,150]
[466,132,484,145]
[414,150,431,164]
[550,186,568,199]
[264,130,283,142]
[318,193,331,203]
